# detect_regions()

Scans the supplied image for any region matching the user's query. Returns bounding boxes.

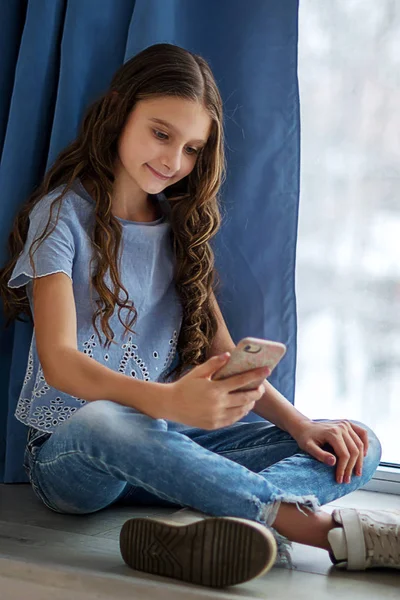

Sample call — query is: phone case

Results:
[212,337,287,392]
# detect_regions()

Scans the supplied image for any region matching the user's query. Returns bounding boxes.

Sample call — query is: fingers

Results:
[345,426,365,478]
[341,429,363,483]
[350,422,369,457]
[329,434,351,484]
[226,385,263,410]
[328,422,365,484]
[339,421,367,482]
[243,401,256,415]
[217,401,256,428]
[303,439,336,466]
[221,366,271,393]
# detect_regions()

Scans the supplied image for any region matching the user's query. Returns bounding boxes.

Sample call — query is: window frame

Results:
[362,465,400,495]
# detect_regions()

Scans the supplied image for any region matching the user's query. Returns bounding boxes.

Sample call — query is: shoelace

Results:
[363,517,400,568]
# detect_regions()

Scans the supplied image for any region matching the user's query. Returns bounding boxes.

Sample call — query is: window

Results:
[296,0,400,491]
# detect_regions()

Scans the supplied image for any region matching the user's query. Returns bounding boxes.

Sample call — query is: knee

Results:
[73,400,125,434]
[348,419,382,476]
[70,400,168,446]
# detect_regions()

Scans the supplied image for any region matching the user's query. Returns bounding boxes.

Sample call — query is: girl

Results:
[0,43,398,589]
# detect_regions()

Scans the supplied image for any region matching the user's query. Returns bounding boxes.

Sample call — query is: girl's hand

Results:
[162,353,270,430]
[292,420,369,484]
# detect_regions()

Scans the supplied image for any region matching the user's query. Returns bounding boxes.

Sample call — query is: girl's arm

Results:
[205,291,236,359]
[32,273,168,418]
[207,291,310,436]
[252,380,310,437]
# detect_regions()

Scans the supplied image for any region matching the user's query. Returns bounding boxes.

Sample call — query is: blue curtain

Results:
[0,0,300,482]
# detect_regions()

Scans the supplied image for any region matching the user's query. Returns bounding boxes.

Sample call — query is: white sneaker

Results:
[327,508,400,570]
[120,507,277,587]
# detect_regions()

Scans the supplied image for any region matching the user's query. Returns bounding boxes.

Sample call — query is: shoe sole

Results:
[119,515,277,588]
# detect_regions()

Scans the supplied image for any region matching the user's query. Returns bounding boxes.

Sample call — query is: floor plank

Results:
[0,484,399,599]
[0,484,177,536]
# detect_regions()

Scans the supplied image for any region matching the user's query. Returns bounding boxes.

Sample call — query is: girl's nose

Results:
[162,150,181,175]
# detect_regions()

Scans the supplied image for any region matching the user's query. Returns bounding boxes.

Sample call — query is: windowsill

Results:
[362,465,400,495]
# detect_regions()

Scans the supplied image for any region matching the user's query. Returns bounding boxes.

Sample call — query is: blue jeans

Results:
[24,401,382,563]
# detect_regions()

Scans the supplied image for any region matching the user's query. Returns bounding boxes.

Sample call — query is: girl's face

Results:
[116,96,212,195]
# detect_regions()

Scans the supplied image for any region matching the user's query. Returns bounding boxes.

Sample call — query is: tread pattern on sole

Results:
[119,516,276,588]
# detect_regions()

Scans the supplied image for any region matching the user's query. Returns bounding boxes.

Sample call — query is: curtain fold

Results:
[0,0,300,482]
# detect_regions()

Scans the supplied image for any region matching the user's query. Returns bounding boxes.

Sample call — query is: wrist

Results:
[122,379,171,420]
[286,414,311,439]
[148,381,175,420]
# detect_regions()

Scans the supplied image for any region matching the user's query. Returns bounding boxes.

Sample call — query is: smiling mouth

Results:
[146,164,172,180]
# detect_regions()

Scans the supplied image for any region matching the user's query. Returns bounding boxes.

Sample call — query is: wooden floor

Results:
[0,484,399,599]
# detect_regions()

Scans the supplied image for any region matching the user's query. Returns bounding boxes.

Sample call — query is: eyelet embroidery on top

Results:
[163,330,178,371]
[33,365,50,398]
[119,335,150,381]
[30,398,79,430]
[15,327,180,432]
[83,333,97,358]
[15,398,32,424]
[153,350,159,371]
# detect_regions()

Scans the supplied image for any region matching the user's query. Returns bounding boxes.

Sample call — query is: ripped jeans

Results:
[24,400,382,565]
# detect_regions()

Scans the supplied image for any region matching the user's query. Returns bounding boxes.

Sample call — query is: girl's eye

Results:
[153,129,199,156]
[185,147,199,155]
[154,129,168,140]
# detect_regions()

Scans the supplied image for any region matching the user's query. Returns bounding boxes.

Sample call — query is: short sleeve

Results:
[8,195,75,289]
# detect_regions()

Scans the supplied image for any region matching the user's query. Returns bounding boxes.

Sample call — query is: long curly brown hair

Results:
[0,43,227,383]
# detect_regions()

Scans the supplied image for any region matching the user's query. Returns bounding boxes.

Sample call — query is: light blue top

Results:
[8,179,183,433]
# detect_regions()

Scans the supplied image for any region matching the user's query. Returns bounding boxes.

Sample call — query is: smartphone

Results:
[211,337,287,392]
